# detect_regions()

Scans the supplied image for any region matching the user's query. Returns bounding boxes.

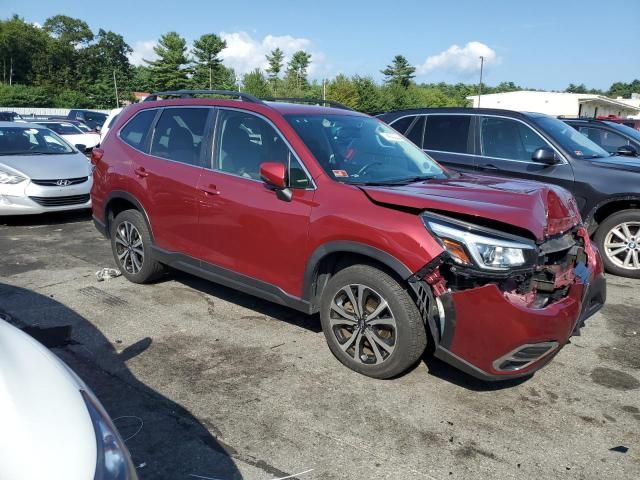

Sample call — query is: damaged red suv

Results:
[91,90,606,380]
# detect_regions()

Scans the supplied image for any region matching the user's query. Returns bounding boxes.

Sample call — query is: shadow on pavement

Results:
[0,282,243,480]
[0,209,93,227]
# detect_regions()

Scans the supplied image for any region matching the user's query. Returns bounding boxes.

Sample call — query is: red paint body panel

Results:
[197,170,315,295]
[448,283,582,375]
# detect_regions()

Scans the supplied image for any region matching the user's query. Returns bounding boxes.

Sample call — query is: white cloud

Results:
[219,31,328,77]
[417,41,498,76]
[32,22,42,29]
[128,40,158,66]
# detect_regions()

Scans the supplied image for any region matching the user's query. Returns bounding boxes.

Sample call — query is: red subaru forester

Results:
[91,90,606,381]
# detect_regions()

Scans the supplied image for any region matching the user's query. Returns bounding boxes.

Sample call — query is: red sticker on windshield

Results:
[332,170,349,177]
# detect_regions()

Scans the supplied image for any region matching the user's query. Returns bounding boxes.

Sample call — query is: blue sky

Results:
[4,0,639,90]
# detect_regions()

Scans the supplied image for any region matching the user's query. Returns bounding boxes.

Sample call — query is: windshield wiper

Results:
[357,175,436,186]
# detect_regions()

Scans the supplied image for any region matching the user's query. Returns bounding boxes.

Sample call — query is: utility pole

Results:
[9,56,13,86]
[113,69,119,107]
[209,65,212,90]
[323,79,326,101]
[477,56,484,108]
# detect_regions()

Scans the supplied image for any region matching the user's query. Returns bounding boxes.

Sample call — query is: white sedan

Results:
[0,122,92,215]
[0,318,138,480]
[36,121,101,149]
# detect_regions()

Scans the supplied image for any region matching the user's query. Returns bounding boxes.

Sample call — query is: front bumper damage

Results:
[410,227,606,381]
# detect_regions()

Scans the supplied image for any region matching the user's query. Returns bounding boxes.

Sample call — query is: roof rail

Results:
[144,90,263,104]
[265,97,353,111]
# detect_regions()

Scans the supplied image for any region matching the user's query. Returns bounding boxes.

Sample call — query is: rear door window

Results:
[423,115,473,154]
[480,116,547,161]
[120,109,157,151]
[149,108,211,166]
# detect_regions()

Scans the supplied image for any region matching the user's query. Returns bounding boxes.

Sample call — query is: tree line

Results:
[1,14,638,112]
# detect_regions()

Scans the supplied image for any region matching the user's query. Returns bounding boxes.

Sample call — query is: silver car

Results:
[0,121,92,215]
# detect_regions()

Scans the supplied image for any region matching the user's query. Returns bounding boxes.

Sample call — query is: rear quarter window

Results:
[119,110,157,151]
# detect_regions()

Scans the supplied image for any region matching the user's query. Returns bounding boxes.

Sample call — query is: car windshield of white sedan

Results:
[285,114,448,185]
[40,122,83,135]
[0,126,74,155]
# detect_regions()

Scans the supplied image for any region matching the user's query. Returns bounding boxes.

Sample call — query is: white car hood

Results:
[0,152,91,180]
[0,320,97,480]
[62,133,101,149]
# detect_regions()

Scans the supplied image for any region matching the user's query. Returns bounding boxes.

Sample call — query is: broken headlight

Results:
[422,212,536,271]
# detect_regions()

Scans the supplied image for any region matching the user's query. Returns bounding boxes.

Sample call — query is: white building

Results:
[466,91,640,118]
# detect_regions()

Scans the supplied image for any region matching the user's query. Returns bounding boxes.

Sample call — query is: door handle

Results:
[480,163,499,171]
[134,167,149,178]
[198,184,220,196]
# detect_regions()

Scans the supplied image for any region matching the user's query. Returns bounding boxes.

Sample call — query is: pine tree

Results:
[381,55,415,88]
[191,33,227,89]
[144,32,190,91]
[285,50,312,90]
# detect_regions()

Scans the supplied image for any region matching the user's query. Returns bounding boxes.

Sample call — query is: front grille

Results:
[29,194,90,207]
[31,177,88,186]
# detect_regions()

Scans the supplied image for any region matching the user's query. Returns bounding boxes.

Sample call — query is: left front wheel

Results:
[110,209,164,283]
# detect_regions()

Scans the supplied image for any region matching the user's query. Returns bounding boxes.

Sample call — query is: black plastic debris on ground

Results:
[609,446,629,453]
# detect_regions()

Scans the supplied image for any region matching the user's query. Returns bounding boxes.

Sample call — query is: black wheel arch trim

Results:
[584,195,640,227]
[302,241,415,312]
[103,191,155,241]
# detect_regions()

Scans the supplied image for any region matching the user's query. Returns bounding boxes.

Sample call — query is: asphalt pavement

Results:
[1,211,638,480]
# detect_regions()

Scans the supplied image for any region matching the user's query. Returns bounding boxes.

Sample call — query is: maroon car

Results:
[90,90,606,381]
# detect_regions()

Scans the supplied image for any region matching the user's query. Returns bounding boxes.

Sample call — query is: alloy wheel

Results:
[329,284,397,365]
[604,221,640,270]
[114,221,144,274]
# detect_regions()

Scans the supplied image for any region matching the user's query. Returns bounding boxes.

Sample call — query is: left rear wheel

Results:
[110,209,164,283]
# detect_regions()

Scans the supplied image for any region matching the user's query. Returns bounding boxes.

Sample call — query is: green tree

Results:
[0,15,50,85]
[285,50,312,90]
[0,84,50,106]
[43,15,93,46]
[381,55,415,88]
[191,33,227,89]
[352,76,384,113]
[144,32,191,91]
[242,69,272,98]
[326,74,359,109]
[81,29,133,107]
[266,48,285,80]
[608,79,640,98]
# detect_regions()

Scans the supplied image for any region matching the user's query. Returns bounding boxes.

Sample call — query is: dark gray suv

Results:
[379,108,640,278]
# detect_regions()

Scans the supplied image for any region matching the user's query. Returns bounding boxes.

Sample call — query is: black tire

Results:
[320,264,427,379]
[110,209,164,283]
[594,209,640,279]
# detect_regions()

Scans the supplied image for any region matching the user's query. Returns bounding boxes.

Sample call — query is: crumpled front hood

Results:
[0,320,96,480]
[359,173,581,240]
[0,152,91,180]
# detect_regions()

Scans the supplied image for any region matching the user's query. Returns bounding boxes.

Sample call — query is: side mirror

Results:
[75,144,87,152]
[531,147,559,165]
[260,162,287,189]
[617,145,638,157]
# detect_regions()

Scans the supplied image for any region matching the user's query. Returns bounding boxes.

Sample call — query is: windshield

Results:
[39,122,83,135]
[84,111,107,123]
[0,126,75,155]
[285,114,448,184]
[534,116,610,159]
[605,121,640,142]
